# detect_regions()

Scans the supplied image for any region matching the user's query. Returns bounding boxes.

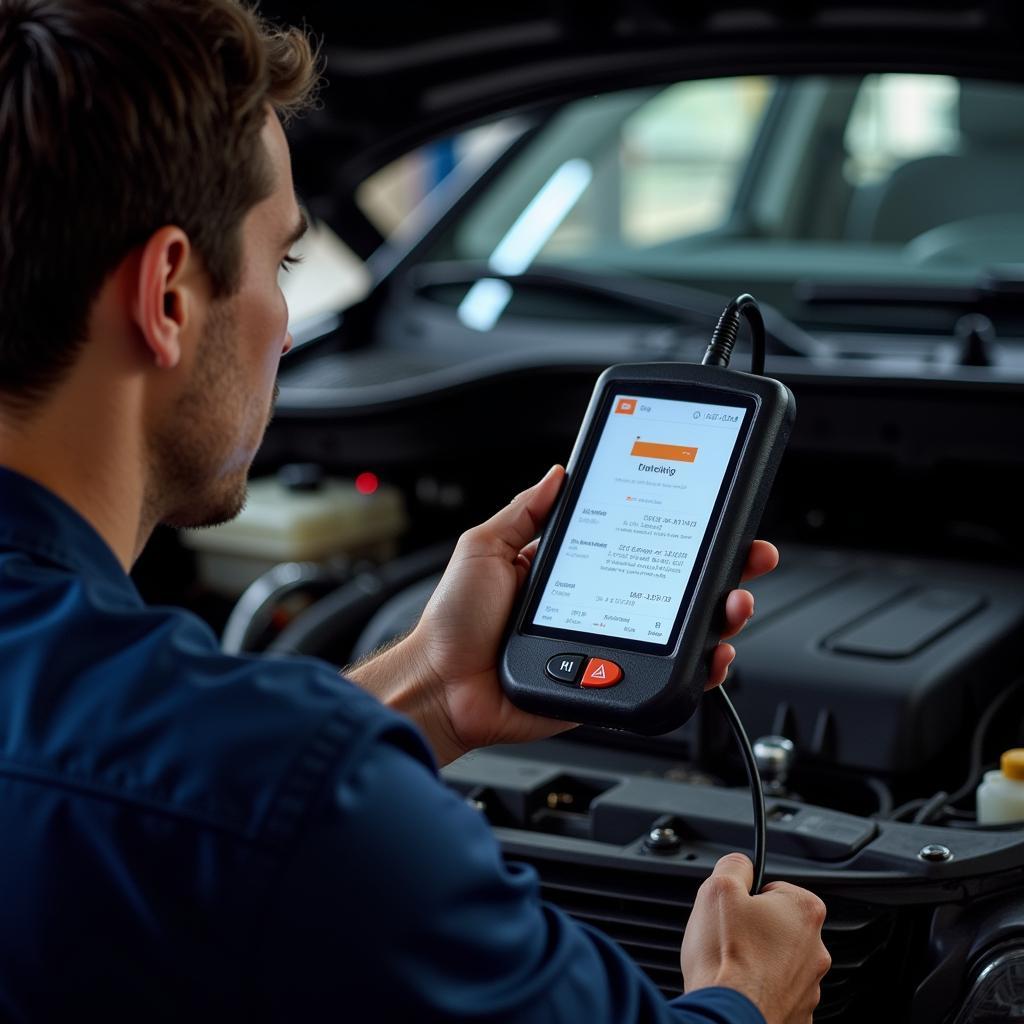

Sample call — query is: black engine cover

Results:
[699,544,1024,773]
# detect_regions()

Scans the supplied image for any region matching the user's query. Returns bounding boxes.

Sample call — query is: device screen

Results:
[525,386,754,654]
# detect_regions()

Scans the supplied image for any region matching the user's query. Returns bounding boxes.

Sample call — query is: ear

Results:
[131,226,200,370]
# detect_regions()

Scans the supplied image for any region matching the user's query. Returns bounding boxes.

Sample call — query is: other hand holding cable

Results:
[682,853,831,1024]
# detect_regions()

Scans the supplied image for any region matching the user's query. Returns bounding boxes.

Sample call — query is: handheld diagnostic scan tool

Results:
[500,296,794,892]
[502,362,793,732]
[502,298,794,734]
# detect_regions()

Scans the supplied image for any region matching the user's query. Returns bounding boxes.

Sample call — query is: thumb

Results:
[480,465,564,553]
[711,852,754,893]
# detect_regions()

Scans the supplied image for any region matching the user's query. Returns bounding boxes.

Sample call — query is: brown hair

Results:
[0,0,318,407]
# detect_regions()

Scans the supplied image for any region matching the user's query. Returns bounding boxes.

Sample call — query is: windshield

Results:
[415,74,1024,337]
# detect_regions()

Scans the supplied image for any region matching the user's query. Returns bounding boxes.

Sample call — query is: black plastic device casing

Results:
[501,362,795,735]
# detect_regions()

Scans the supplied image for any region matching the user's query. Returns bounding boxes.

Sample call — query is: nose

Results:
[282,330,293,356]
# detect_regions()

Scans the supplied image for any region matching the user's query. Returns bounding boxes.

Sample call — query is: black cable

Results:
[886,675,1024,825]
[942,806,977,821]
[946,676,1024,806]
[912,790,949,825]
[715,686,767,895]
[864,776,894,817]
[701,293,770,895]
[888,797,927,823]
[703,294,766,377]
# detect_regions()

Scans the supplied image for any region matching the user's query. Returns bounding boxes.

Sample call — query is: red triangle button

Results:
[581,658,622,688]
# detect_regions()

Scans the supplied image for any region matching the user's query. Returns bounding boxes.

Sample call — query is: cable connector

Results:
[702,293,767,376]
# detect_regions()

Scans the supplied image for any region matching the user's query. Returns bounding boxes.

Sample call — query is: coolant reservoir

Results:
[181,467,407,596]
[976,749,1024,824]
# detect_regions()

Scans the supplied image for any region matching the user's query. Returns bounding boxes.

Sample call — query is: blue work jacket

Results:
[0,467,764,1023]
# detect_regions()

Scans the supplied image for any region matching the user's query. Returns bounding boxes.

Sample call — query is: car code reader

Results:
[500,294,795,893]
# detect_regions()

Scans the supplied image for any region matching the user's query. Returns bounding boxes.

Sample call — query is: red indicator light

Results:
[355,472,379,495]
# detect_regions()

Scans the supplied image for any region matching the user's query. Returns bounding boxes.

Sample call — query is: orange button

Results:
[581,658,622,688]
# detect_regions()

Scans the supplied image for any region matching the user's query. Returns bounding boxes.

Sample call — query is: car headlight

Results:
[950,945,1024,1023]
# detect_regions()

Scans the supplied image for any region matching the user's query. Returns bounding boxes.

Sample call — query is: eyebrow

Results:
[283,211,309,251]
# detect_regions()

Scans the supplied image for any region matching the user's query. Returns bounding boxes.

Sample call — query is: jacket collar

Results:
[0,466,137,595]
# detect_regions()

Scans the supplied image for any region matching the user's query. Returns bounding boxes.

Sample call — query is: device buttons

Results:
[546,654,586,684]
[581,658,623,688]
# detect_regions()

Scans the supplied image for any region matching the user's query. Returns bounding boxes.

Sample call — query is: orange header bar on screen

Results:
[630,440,698,462]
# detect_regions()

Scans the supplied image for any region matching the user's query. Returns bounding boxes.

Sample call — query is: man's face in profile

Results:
[151,112,303,530]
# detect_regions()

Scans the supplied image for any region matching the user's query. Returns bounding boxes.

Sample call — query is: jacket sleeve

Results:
[254,720,765,1024]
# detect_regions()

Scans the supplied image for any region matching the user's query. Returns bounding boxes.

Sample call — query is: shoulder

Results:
[0,554,429,842]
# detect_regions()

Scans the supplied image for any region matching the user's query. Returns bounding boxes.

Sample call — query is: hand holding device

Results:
[376,469,773,765]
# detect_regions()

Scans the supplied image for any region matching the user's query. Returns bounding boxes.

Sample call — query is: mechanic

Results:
[0,1,830,1021]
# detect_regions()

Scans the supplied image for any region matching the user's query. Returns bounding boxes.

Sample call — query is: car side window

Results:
[538,77,774,258]
[843,73,959,188]
[616,77,773,248]
[843,74,1024,249]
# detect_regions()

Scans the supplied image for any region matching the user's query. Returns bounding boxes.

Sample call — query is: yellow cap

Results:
[1001,749,1024,781]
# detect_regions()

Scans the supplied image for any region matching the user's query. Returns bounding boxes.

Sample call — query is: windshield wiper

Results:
[796,271,1024,366]
[796,266,1024,311]
[406,260,824,359]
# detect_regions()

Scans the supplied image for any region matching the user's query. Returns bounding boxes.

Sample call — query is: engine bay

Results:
[131,345,1024,1019]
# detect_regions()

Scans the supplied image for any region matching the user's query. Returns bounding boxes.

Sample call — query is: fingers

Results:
[705,643,735,690]
[760,882,828,924]
[740,540,779,582]
[465,466,564,558]
[719,541,778,641]
[518,538,540,564]
[720,589,754,640]
[514,537,541,583]
[710,852,754,892]
[759,880,805,896]
[657,540,776,690]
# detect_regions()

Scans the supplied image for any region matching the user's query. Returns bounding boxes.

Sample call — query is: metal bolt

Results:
[646,826,682,853]
[546,791,575,809]
[753,735,796,794]
[918,844,953,863]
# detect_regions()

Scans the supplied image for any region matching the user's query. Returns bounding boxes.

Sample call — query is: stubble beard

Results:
[147,300,272,531]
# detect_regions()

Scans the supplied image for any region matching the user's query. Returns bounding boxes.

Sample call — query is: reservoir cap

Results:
[1001,749,1024,780]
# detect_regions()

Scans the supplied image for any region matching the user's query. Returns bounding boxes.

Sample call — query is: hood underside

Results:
[269,2,1022,170]
[264,1,1024,255]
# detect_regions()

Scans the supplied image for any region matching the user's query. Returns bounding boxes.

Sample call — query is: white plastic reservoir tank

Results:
[181,466,407,596]
[976,748,1024,825]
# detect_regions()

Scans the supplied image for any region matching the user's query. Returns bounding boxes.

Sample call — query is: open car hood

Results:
[269,1,1023,189]
[267,1,1024,259]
